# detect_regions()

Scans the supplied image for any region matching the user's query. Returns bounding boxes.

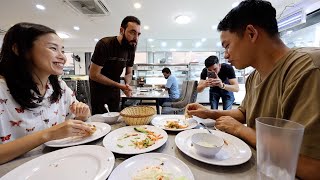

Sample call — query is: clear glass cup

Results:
[256,117,305,180]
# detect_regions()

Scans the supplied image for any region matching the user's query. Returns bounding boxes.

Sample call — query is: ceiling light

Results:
[134,2,142,9]
[73,26,80,31]
[144,26,149,30]
[57,32,70,39]
[36,4,45,10]
[177,41,182,47]
[175,15,191,25]
[94,38,99,42]
[148,38,154,42]
[161,42,167,47]
[201,38,207,42]
[232,2,240,8]
[195,42,202,47]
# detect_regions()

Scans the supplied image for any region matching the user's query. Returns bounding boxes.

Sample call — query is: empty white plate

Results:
[2,145,115,180]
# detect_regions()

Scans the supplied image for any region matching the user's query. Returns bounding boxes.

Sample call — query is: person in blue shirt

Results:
[160,67,180,106]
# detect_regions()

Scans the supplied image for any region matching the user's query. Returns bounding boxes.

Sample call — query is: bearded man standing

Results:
[89,16,141,114]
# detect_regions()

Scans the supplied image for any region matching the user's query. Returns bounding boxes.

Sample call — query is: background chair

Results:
[162,80,188,107]
[161,80,198,114]
[64,79,92,110]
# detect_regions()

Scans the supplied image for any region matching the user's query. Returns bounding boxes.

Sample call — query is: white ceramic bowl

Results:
[191,133,224,156]
[89,112,120,124]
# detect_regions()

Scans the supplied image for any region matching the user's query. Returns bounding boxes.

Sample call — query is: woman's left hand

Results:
[69,102,91,120]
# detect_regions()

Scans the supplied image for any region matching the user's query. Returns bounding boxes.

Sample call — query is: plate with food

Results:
[151,115,198,131]
[175,129,252,166]
[45,122,111,148]
[1,145,115,180]
[103,125,168,154]
[108,153,194,180]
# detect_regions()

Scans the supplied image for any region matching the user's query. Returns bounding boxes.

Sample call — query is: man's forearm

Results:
[213,108,245,123]
[197,80,207,92]
[296,155,320,179]
[236,126,256,147]
[124,74,132,85]
[197,84,206,92]
[90,73,121,88]
[224,83,239,92]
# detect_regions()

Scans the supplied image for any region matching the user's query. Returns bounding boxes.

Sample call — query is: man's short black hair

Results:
[217,0,278,37]
[162,67,171,74]
[204,56,219,68]
[121,16,141,29]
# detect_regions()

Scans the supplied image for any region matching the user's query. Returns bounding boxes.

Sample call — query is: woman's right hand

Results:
[185,103,212,119]
[44,120,93,141]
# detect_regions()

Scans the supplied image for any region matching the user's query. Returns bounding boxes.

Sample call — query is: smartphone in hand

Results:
[207,71,217,79]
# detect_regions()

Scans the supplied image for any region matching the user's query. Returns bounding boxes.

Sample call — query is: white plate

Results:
[103,125,168,155]
[45,122,111,147]
[192,116,216,127]
[175,129,252,166]
[151,115,198,131]
[108,153,194,180]
[2,145,115,180]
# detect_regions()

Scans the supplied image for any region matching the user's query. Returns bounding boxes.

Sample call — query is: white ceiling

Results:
[0,0,319,52]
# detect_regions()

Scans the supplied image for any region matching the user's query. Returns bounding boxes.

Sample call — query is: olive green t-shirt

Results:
[239,47,320,159]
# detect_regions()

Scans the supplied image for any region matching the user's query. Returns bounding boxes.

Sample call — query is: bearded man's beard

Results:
[122,35,137,51]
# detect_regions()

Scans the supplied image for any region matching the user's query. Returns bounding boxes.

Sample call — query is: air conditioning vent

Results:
[64,0,111,17]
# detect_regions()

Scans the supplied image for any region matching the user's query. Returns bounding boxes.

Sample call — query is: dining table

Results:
[0,117,258,180]
[121,87,169,114]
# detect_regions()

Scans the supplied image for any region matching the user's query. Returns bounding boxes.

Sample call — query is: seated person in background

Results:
[159,67,180,106]
[197,55,239,110]
[0,22,92,164]
[186,0,320,179]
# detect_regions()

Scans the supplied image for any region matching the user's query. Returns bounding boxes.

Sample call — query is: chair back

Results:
[64,79,91,110]
[171,80,198,108]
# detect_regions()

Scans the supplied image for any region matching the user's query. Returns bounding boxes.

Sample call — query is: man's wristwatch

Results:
[221,83,226,89]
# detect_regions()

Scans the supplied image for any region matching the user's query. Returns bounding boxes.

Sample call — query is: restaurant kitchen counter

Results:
[0,120,258,179]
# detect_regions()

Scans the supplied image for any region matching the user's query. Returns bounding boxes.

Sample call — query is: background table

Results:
[121,88,169,114]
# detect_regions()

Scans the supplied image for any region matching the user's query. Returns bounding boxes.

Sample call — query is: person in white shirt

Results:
[0,23,91,164]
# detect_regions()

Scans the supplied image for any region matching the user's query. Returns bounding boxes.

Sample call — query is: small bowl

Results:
[89,112,120,124]
[191,133,224,156]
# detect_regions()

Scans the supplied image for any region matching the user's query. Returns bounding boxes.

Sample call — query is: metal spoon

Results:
[199,122,214,133]
[104,104,110,116]
[199,122,228,145]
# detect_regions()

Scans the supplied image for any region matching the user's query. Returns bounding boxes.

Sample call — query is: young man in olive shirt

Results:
[186,0,320,179]
[89,16,141,114]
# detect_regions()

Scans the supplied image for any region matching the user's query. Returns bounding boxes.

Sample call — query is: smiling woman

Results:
[0,22,91,164]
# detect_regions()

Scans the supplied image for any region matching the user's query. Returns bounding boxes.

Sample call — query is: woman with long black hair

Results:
[0,22,91,164]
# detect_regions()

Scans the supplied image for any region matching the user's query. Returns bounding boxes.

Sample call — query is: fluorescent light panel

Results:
[277,9,306,31]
